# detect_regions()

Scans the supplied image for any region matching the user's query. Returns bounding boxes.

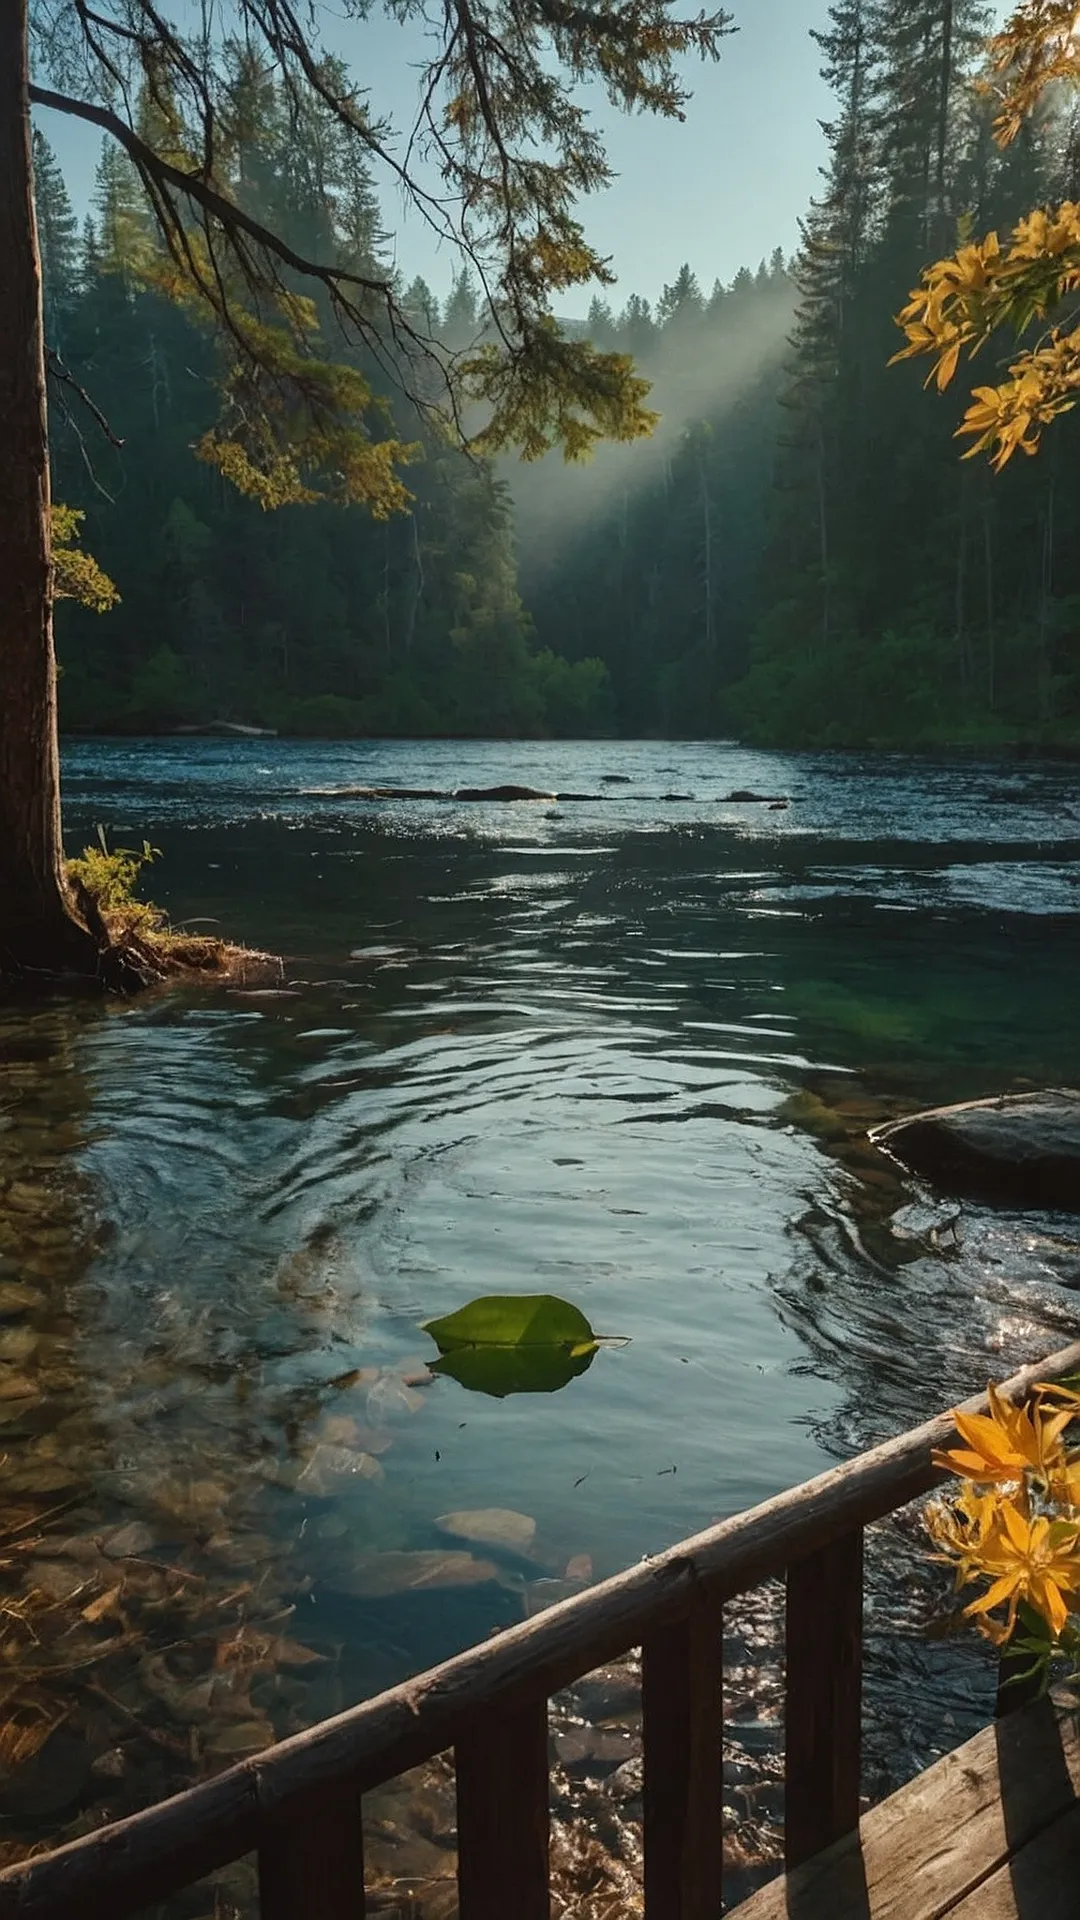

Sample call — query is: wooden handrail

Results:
[2,1335,1079,1920]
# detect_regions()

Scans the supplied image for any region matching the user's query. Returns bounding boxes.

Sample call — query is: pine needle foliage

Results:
[50,505,119,612]
[29,0,734,503]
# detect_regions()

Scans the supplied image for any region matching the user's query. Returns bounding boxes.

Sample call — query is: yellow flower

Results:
[1046,1454,1080,1512]
[963,1502,1080,1641]
[925,1480,1006,1585]
[1029,1385,1080,1508]
[932,1383,1072,1485]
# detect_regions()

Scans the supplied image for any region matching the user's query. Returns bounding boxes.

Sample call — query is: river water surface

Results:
[2,739,1079,1909]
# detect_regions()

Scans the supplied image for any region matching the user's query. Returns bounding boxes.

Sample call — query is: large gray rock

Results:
[870,1090,1080,1210]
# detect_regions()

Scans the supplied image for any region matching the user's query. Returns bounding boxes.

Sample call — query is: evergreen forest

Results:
[40,0,1080,749]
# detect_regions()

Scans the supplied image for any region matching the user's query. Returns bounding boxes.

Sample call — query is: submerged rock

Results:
[294,1444,384,1496]
[326,1550,501,1598]
[554,1725,640,1774]
[434,1508,537,1554]
[453,785,557,802]
[871,1089,1080,1210]
[0,1282,45,1318]
[101,1520,156,1560]
[0,1369,40,1403]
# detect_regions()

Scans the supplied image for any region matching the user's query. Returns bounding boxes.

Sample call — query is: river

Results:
[1,738,1078,1909]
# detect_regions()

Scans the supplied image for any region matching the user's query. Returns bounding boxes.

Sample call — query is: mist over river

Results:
[2,738,1079,1904]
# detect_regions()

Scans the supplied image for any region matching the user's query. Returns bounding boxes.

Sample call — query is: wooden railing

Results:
[4,1336,1080,1920]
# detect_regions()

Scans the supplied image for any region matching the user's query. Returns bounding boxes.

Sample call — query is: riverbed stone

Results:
[871,1088,1080,1209]
[453,784,557,801]
[294,1444,384,1496]
[328,1550,500,1597]
[0,1282,45,1317]
[433,1507,537,1553]
[102,1520,157,1560]
[570,1663,639,1722]
[0,1368,40,1402]
[25,1558,93,1602]
[554,1725,640,1773]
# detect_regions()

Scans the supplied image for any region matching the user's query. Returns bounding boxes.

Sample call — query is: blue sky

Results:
[38,0,833,307]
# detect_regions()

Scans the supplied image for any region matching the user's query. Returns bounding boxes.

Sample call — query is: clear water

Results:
[2,738,1079,1898]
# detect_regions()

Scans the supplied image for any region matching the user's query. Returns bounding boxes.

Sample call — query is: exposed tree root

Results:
[0,892,281,998]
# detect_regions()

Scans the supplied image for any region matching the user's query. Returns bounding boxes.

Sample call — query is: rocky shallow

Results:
[872,1089,1080,1211]
[0,1005,795,1918]
[3,1009,1073,1917]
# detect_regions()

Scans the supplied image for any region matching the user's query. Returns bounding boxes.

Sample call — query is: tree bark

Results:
[0,0,105,984]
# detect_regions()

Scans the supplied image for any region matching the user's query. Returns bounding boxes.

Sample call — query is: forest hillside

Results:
[43,0,1080,748]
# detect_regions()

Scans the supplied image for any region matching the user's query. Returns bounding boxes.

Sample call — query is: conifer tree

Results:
[2,0,732,983]
[32,132,78,345]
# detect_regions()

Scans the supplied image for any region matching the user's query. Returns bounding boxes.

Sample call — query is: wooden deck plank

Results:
[731,1700,1080,1920]
[943,1800,1080,1918]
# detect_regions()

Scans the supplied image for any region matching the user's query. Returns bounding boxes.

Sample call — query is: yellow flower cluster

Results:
[960,330,1080,469]
[891,203,1080,467]
[986,3,1080,148]
[926,1382,1080,1649]
[889,3,1080,468]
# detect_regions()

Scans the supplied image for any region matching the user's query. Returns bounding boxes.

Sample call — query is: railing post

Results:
[641,1593,724,1918]
[455,1701,550,1919]
[257,1781,366,1919]
[785,1526,863,1871]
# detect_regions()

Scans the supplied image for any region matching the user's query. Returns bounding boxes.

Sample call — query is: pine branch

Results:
[46,347,125,450]
[30,86,394,303]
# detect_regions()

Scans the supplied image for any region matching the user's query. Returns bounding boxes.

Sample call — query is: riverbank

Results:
[58,723,1080,758]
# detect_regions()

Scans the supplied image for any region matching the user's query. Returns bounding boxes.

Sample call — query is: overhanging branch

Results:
[29,84,395,302]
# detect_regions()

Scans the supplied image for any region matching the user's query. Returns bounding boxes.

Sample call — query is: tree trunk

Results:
[982,503,995,712]
[815,432,830,652]
[1036,478,1055,725]
[954,479,968,704]
[699,451,715,665]
[935,0,954,240]
[0,0,105,984]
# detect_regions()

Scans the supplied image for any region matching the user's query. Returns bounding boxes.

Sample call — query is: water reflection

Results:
[0,740,1077,1901]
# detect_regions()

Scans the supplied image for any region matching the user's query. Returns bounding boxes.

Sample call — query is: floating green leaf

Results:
[422,1295,600,1399]
[430,1343,596,1398]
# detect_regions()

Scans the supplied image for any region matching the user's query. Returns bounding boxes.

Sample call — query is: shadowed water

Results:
[1,739,1078,1907]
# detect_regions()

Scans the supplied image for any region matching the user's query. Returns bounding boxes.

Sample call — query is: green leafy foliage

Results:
[422,1294,600,1397]
[66,829,162,931]
[464,324,658,463]
[50,507,118,613]
[424,1293,599,1354]
[43,115,618,738]
[30,0,735,505]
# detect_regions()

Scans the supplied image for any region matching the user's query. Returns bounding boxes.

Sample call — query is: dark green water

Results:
[1,739,1078,1904]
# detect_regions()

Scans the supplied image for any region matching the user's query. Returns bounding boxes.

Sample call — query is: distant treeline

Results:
[37,77,612,743]
[40,0,1080,746]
